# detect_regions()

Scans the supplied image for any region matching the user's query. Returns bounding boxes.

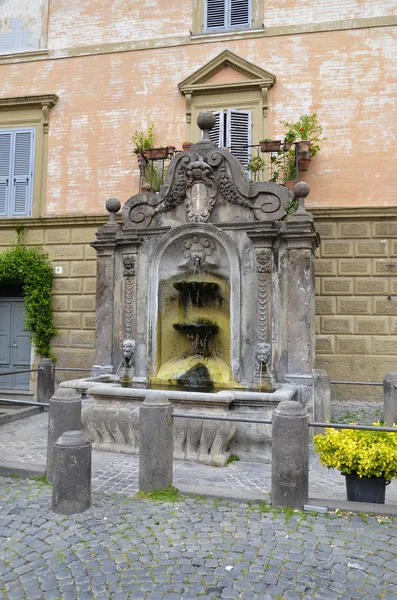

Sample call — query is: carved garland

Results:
[255,249,271,374]
[123,255,136,340]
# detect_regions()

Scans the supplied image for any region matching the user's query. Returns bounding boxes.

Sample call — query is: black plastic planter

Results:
[345,473,387,504]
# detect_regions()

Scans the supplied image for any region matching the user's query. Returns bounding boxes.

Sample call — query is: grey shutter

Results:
[226,109,251,167]
[0,131,12,216]
[11,129,34,217]
[205,0,227,30]
[229,0,251,27]
[207,110,224,146]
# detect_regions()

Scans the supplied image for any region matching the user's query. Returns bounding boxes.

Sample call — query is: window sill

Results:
[0,50,48,64]
[190,27,265,41]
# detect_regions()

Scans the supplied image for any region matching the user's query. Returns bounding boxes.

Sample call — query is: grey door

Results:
[0,298,31,390]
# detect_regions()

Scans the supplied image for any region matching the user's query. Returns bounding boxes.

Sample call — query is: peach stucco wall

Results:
[0,26,396,214]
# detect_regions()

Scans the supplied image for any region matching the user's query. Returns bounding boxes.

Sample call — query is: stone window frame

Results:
[0,94,58,218]
[178,50,275,145]
[191,0,264,36]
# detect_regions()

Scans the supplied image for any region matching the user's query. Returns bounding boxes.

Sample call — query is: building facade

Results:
[0,0,396,397]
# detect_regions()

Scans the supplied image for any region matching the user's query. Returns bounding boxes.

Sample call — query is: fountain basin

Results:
[59,378,297,465]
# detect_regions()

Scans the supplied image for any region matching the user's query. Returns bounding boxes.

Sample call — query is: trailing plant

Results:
[0,244,57,359]
[132,123,155,154]
[314,423,397,482]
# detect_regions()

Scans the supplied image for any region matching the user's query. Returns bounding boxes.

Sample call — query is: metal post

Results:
[383,373,397,427]
[37,358,55,405]
[52,430,91,515]
[271,400,309,509]
[46,387,82,482]
[139,393,173,493]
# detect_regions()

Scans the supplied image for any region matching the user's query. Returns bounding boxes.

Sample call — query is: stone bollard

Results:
[46,387,82,482]
[139,393,173,493]
[37,358,55,405]
[383,373,397,427]
[271,400,309,510]
[52,430,91,515]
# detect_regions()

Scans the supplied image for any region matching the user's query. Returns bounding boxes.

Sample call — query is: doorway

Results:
[0,284,31,390]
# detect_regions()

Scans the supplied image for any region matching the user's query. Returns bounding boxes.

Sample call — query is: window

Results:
[0,128,35,217]
[208,109,252,167]
[205,0,251,32]
[0,95,58,218]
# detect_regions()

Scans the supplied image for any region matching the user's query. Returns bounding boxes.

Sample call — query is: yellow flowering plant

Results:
[314,423,397,482]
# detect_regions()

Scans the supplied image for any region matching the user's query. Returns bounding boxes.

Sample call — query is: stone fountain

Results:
[62,113,330,465]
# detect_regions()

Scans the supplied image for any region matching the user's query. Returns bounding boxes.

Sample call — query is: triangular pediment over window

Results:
[178,50,276,96]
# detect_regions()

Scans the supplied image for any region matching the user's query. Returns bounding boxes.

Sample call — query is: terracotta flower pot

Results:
[143,147,168,160]
[182,142,193,151]
[260,140,281,153]
[297,140,310,153]
[298,158,310,172]
[283,141,293,151]
[285,180,297,191]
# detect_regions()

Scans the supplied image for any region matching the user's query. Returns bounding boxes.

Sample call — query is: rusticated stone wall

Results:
[0,218,105,376]
[313,209,397,400]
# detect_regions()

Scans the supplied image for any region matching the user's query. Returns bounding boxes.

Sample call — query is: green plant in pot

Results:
[246,155,265,182]
[314,423,397,504]
[280,113,325,172]
[132,123,155,155]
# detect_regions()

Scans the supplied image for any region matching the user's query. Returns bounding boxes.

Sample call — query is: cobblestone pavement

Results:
[1,404,397,504]
[1,478,397,600]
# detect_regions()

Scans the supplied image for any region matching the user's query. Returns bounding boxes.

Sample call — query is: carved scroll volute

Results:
[122,254,137,340]
[255,248,272,376]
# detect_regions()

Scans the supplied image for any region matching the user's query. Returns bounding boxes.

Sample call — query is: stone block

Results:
[83,278,97,293]
[337,297,371,315]
[0,230,17,245]
[322,241,353,258]
[70,296,96,311]
[53,313,81,329]
[45,229,71,244]
[391,280,397,293]
[315,298,335,315]
[374,299,397,315]
[315,222,336,238]
[83,313,96,329]
[339,222,370,238]
[373,338,397,355]
[322,278,353,295]
[52,245,84,261]
[53,296,69,311]
[69,330,95,348]
[391,242,397,257]
[70,261,97,277]
[373,222,397,238]
[84,245,97,260]
[315,277,320,295]
[356,241,388,257]
[53,278,83,294]
[315,315,320,334]
[51,331,69,347]
[315,335,335,354]
[321,317,353,334]
[356,317,387,334]
[374,260,397,275]
[390,317,397,333]
[339,259,371,275]
[315,259,337,275]
[355,278,388,295]
[72,227,98,243]
[53,349,95,369]
[24,229,44,245]
[336,336,369,354]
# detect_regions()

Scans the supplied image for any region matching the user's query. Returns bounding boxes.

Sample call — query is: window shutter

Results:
[11,129,34,217]
[229,0,251,27]
[0,131,12,216]
[207,110,224,147]
[205,0,227,30]
[226,109,251,167]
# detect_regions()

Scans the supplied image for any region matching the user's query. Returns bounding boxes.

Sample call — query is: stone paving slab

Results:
[0,478,397,600]
[1,409,397,506]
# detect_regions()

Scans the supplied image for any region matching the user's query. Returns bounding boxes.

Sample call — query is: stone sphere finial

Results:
[105,197,121,213]
[293,182,310,198]
[105,197,121,225]
[197,112,216,141]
